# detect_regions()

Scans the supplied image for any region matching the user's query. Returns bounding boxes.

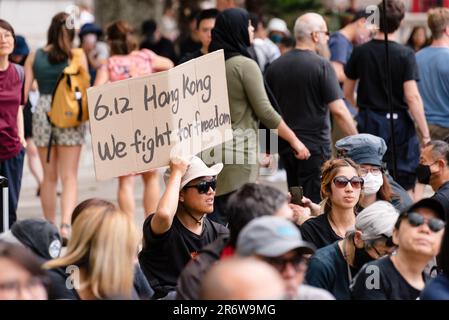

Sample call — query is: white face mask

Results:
[363,172,384,195]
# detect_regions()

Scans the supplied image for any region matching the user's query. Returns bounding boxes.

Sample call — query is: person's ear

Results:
[179,190,185,203]
[354,231,364,248]
[392,227,399,246]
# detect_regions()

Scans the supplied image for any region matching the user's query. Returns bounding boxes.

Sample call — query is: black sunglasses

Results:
[333,176,364,189]
[264,255,307,273]
[405,212,445,233]
[184,179,217,194]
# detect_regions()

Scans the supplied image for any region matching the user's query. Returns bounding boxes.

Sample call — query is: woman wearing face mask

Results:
[335,134,412,212]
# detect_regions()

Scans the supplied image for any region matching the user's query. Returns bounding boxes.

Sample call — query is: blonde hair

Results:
[428,8,449,40]
[320,158,361,214]
[43,205,139,299]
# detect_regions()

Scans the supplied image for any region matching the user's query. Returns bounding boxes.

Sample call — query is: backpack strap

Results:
[13,63,25,85]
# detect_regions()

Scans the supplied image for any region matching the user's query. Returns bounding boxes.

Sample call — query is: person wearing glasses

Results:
[0,241,48,300]
[305,201,398,300]
[300,158,363,249]
[138,156,229,300]
[336,134,413,212]
[351,198,446,300]
[420,208,449,300]
[265,12,358,206]
[235,216,334,300]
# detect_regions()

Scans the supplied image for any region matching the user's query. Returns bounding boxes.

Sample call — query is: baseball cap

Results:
[401,198,446,222]
[164,155,223,189]
[79,23,103,38]
[336,134,387,167]
[9,219,62,260]
[267,18,290,35]
[356,201,399,241]
[236,216,315,257]
[12,35,30,57]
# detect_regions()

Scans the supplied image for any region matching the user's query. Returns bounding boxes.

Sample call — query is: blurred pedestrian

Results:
[94,20,174,218]
[0,19,26,231]
[24,12,89,242]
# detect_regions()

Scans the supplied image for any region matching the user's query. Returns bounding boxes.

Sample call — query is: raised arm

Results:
[150,157,189,235]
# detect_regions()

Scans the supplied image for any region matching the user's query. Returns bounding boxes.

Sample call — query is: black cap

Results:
[10,219,62,260]
[403,198,446,221]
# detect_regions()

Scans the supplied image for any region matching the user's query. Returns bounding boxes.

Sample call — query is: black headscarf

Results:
[208,8,251,60]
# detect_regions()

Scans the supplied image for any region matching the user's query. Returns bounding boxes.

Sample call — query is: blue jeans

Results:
[0,148,25,231]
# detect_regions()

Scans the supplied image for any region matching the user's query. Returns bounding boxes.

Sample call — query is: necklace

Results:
[328,214,347,238]
[183,207,204,226]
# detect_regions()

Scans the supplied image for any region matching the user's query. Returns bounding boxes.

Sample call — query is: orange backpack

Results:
[47,48,90,128]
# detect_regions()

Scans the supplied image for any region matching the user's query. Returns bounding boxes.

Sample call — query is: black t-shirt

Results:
[344,39,419,112]
[432,181,449,220]
[305,241,358,300]
[351,256,427,300]
[138,214,229,299]
[140,37,178,65]
[300,213,343,249]
[265,49,342,150]
[179,36,202,58]
[178,50,203,65]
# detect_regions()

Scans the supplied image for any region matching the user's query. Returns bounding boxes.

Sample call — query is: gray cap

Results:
[335,134,387,167]
[236,216,315,257]
[356,201,399,241]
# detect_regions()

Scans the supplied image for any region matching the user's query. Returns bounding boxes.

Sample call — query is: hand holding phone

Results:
[289,186,304,206]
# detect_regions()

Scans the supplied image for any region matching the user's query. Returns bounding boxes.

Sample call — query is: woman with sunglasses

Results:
[306,201,398,300]
[352,198,446,300]
[138,156,229,300]
[300,158,363,249]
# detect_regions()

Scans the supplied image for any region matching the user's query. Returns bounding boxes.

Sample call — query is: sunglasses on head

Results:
[405,212,445,232]
[333,176,364,189]
[184,178,217,194]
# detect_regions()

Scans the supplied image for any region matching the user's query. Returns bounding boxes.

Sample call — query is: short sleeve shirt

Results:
[107,49,156,82]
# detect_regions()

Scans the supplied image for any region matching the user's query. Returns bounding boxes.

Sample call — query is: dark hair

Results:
[71,198,116,225]
[0,19,16,47]
[0,241,48,282]
[197,9,219,29]
[46,12,75,64]
[226,183,288,247]
[141,20,157,37]
[107,20,138,55]
[280,35,295,48]
[438,222,449,275]
[378,0,405,34]
[427,140,449,166]
[406,26,428,50]
[351,10,371,23]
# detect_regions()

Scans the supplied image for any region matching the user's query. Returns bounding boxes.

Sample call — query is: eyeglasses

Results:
[311,30,330,36]
[359,167,382,177]
[263,255,307,273]
[333,176,364,189]
[184,179,217,194]
[405,212,445,233]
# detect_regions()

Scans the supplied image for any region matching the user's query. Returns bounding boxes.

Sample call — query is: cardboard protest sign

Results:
[87,50,232,180]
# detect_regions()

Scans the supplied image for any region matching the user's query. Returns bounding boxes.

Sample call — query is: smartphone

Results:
[289,186,304,206]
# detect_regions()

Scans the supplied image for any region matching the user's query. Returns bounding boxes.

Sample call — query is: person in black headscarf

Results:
[206,8,310,225]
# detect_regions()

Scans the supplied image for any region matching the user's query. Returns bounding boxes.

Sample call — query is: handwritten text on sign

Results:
[87,50,232,180]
